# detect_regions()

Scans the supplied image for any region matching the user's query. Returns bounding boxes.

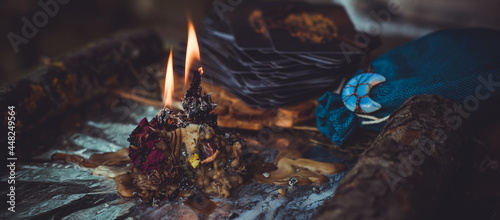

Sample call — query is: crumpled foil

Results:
[1,101,354,219]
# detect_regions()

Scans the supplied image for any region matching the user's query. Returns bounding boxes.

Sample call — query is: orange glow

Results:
[163,49,174,109]
[185,17,201,84]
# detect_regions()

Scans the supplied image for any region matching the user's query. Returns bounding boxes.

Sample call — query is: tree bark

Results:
[0,29,165,133]
[315,94,468,220]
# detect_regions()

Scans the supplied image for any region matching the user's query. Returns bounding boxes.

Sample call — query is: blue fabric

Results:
[316,28,500,145]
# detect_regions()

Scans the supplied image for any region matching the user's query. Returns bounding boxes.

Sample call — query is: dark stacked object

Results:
[174,2,380,109]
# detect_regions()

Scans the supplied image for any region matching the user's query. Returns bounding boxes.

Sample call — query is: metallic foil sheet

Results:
[1,99,354,219]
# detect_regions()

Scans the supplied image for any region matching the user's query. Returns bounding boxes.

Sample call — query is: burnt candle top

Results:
[181,67,217,124]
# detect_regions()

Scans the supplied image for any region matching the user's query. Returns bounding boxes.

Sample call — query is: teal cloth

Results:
[316,28,500,145]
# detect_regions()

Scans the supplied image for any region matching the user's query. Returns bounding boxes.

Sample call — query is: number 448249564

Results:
[7,106,15,151]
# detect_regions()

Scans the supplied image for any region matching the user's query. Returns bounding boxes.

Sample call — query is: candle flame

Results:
[163,49,174,109]
[185,17,201,85]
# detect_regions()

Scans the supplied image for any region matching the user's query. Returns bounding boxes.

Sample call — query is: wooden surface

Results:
[315,95,468,220]
[167,73,319,130]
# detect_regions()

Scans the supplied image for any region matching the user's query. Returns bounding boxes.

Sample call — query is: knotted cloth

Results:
[316,28,500,145]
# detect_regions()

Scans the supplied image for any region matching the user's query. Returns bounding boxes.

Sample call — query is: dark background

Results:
[1,0,500,85]
[1,0,500,219]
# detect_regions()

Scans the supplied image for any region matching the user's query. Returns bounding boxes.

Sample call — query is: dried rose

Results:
[130,118,152,138]
[201,140,218,158]
[143,148,165,172]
